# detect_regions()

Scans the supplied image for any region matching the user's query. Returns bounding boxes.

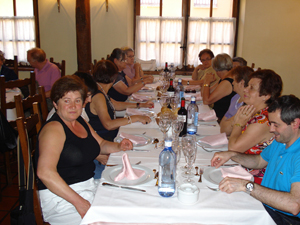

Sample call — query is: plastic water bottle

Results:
[158,138,176,197]
[175,78,184,107]
[187,96,198,135]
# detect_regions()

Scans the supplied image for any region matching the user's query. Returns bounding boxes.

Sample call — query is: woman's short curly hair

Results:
[212,53,233,72]
[198,49,214,59]
[232,66,254,87]
[93,60,118,84]
[50,75,87,104]
[249,69,283,106]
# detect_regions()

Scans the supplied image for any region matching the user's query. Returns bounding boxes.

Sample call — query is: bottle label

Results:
[167,91,174,97]
[194,112,198,126]
[187,118,192,124]
[179,91,184,100]
[177,115,186,122]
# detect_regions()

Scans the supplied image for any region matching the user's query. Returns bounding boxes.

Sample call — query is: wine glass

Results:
[180,134,196,172]
[181,145,196,184]
[158,117,172,147]
[172,120,184,141]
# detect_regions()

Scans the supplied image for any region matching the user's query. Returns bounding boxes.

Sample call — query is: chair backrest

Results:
[0,73,36,119]
[49,57,66,77]
[16,113,44,224]
[14,95,43,131]
[4,55,18,77]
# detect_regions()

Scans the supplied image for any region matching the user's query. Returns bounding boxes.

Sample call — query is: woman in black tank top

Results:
[35,76,133,224]
[201,53,236,121]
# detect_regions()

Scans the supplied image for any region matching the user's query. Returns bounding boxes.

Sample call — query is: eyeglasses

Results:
[200,57,211,62]
[119,58,127,63]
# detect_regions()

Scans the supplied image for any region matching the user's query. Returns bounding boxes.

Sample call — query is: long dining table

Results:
[81,81,275,225]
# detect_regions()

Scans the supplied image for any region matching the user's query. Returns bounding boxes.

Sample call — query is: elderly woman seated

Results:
[220,66,254,136]
[201,53,236,121]
[228,69,282,183]
[35,75,133,225]
[0,50,18,81]
[182,49,219,91]
[107,48,153,102]
[86,60,153,142]
[121,46,154,84]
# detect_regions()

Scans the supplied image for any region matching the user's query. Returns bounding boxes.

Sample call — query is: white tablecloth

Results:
[4,88,21,121]
[81,86,275,225]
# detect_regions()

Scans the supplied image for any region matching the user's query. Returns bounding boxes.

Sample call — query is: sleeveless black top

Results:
[108,71,129,102]
[35,113,100,190]
[213,78,236,121]
[85,90,119,141]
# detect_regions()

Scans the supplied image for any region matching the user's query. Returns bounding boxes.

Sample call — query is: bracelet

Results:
[187,81,190,85]
[137,103,140,109]
[203,84,209,87]
[141,81,145,85]
[234,123,242,127]
[127,116,132,124]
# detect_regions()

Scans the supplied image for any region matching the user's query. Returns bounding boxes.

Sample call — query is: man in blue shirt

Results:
[211,95,300,225]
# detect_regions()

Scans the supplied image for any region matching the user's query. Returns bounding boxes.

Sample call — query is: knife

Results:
[131,149,150,152]
[102,182,146,192]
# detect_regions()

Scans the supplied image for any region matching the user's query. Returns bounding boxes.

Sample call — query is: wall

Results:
[37,0,133,76]
[237,0,300,97]
[36,0,299,97]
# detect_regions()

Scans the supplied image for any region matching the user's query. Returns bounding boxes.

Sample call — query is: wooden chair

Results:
[0,73,36,119]
[50,57,66,77]
[16,111,49,225]
[4,55,18,77]
[14,86,48,124]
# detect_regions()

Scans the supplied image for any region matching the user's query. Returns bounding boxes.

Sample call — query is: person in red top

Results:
[228,69,282,183]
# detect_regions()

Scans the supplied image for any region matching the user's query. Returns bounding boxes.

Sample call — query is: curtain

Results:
[187,17,236,67]
[135,16,184,69]
[0,17,35,62]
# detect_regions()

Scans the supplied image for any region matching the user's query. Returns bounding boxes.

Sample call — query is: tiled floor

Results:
[0,154,19,225]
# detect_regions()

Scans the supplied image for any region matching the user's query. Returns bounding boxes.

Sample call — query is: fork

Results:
[207,186,219,191]
[198,168,203,182]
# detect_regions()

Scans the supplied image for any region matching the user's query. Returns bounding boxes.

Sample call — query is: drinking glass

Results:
[181,145,196,184]
[180,134,196,172]
[172,120,184,141]
[158,117,172,147]
[172,138,181,165]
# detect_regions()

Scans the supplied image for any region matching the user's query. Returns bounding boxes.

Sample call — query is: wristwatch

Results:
[245,182,254,195]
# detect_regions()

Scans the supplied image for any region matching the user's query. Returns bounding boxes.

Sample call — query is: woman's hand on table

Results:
[233,105,256,127]
[119,138,133,151]
[143,75,154,84]
[219,177,248,194]
[141,101,154,108]
[211,151,236,168]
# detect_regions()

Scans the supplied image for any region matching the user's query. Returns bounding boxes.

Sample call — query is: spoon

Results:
[198,168,203,182]
[153,138,159,149]
[207,186,219,191]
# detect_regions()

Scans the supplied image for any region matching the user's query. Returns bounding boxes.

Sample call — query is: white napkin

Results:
[198,133,228,146]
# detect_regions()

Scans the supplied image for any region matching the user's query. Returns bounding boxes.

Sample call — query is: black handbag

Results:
[10,136,36,225]
[0,110,18,151]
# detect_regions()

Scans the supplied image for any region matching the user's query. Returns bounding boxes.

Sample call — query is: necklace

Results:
[97,82,116,119]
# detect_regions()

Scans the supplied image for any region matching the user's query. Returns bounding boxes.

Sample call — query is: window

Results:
[0,0,37,62]
[135,0,238,69]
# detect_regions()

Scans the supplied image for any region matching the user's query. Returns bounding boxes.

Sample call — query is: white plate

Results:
[203,167,254,189]
[197,141,228,152]
[102,165,154,186]
[198,118,218,123]
[128,95,155,102]
[125,109,155,118]
[114,134,153,147]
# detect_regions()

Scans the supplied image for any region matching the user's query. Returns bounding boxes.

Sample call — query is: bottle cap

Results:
[164,138,172,147]
[191,96,196,102]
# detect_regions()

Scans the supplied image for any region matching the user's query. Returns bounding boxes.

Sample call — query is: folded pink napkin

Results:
[132,93,151,101]
[126,108,146,116]
[199,133,228,146]
[119,132,147,145]
[198,110,217,121]
[220,166,253,180]
[114,153,145,181]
